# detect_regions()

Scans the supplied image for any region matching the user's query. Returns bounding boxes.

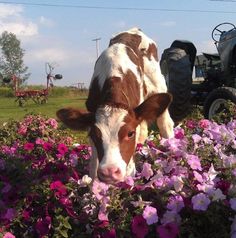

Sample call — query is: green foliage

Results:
[0,86,14,97]
[0,31,30,85]
[212,100,236,124]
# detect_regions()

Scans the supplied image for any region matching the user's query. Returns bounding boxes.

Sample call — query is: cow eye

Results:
[127,131,135,139]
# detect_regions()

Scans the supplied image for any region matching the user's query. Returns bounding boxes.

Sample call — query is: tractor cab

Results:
[213,23,236,86]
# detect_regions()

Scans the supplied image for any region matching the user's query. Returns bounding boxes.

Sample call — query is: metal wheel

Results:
[204,87,236,119]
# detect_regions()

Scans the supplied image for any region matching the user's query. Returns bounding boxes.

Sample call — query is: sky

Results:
[0,0,236,87]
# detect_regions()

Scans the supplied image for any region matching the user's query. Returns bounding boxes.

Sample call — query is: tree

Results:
[0,31,30,86]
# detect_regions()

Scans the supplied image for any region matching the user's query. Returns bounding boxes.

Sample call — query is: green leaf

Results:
[59,229,68,238]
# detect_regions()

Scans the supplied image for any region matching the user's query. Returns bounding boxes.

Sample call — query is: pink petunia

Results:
[156,222,179,238]
[23,142,34,151]
[46,118,58,129]
[186,154,202,171]
[92,180,109,200]
[35,138,44,145]
[3,232,15,238]
[131,215,149,238]
[142,205,158,225]
[18,125,27,135]
[198,119,210,129]
[141,162,153,180]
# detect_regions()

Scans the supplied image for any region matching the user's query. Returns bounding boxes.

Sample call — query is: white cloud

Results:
[28,48,69,63]
[160,21,176,27]
[115,20,127,29]
[39,16,54,27]
[25,47,95,66]
[0,21,38,36]
[0,4,23,19]
[0,3,38,36]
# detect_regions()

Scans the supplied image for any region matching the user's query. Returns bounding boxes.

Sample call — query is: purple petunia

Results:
[191,193,210,211]
[142,205,158,225]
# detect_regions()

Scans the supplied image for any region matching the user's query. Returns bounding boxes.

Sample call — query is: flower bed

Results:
[0,114,236,238]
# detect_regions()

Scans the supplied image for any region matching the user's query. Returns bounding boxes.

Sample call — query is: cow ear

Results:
[56,108,94,130]
[134,93,172,122]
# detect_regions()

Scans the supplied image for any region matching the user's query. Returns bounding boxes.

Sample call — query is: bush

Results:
[0,87,14,97]
[0,114,236,238]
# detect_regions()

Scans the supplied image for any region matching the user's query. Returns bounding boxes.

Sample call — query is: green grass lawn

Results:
[0,93,89,143]
[0,95,87,124]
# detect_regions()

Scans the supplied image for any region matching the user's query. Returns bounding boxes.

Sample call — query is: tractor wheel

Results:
[203,87,236,119]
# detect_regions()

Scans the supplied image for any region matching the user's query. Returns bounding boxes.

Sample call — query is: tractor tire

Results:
[203,87,236,119]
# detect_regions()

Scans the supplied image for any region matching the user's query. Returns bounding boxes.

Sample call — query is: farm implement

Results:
[5,63,62,107]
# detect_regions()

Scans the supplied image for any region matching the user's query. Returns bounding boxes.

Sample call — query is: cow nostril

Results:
[114,168,121,175]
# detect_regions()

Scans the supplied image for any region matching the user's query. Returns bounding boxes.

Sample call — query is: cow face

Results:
[57,93,172,184]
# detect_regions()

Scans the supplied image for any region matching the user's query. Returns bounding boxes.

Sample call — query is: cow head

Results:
[56,93,172,184]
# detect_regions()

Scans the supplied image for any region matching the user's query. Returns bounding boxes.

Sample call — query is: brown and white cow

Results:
[57,28,174,184]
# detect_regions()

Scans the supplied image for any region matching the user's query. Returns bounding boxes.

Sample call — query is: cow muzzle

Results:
[97,165,123,184]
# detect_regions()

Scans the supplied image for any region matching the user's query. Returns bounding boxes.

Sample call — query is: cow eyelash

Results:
[127,131,135,139]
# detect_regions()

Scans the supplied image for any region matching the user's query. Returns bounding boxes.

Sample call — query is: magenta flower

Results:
[174,127,185,139]
[142,205,158,225]
[141,162,153,180]
[156,222,179,238]
[23,142,34,151]
[3,232,15,238]
[186,154,202,171]
[50,180,67,197]
[103,228,117,238]
[35,216,51,237]
[57,143,68,155]
[131,215,149,238]
[191,193,210,211]
[186,120,196,129]
[22,210,30,221]
[42,142,53,151]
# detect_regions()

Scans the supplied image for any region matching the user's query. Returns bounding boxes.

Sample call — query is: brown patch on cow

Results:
[86,77,102,112]
[135,93,172,123]
[89,125,104,162]
[97,70,140,109]
[118,112,139,164]
[145,43,158,61]
[109,32,142,57]
[143,81,148,98]
[56,108,94,130]
[126,46,144,75]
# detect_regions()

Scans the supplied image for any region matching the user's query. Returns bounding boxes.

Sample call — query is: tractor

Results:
[160,22,236,123]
